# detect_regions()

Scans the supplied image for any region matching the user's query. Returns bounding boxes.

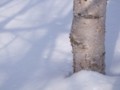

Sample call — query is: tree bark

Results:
[70,0,107,74]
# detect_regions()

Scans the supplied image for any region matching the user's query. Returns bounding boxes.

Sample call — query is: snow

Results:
[0,0,120,90]
[44,70,120,90]
[106,0,120,75]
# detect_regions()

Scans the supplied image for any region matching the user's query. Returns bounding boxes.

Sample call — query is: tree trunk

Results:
[70,0,107,74]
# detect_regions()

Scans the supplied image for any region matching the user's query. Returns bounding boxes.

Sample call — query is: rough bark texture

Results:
[70,0,107,74]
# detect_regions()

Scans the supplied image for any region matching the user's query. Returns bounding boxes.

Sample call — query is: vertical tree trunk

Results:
[70,0,107,74]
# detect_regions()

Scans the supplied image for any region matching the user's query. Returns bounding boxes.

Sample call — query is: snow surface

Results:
[0,0,120,90]
[44,70,120,90]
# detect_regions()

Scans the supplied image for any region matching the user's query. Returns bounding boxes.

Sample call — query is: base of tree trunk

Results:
[70,0,107,74]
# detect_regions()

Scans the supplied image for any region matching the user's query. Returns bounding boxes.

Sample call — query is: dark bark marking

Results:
[79,0,81,4]
[70,35,80,46]
[76,13,103,19]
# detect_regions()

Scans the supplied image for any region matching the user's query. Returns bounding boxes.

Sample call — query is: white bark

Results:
[70,0,107,74]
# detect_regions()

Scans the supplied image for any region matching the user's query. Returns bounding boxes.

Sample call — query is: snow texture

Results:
[0,0,120,90]
[44,70,120,90]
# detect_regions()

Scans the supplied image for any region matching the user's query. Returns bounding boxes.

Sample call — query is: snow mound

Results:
[44,70,120,90]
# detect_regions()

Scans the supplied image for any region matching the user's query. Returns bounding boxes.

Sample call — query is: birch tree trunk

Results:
[70,0,107,74]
